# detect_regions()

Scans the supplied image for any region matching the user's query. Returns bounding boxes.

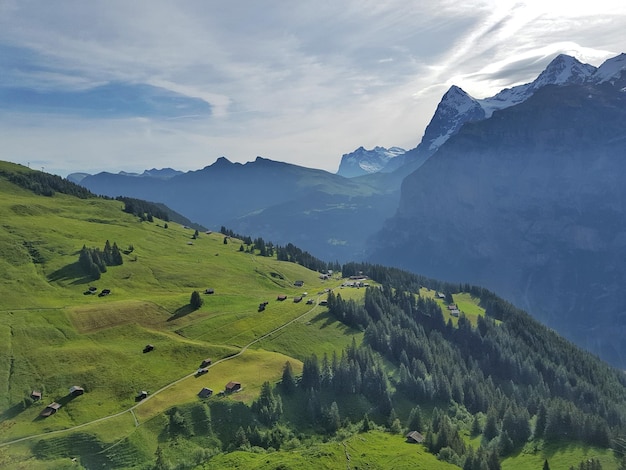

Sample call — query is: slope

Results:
[370,80,626,367]
[78,156,399,263]
[1,161,625,469]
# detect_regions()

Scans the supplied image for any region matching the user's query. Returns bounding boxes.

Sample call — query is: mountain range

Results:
[371,52,626,366]
[71,52,626,366]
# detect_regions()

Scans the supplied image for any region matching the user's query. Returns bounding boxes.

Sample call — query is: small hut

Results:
[198,387,213,398]
[143,344,154,353]
[135,391,148,401]
[406,431,424,443]
[30,390,42,401]
[40,402,61,417]
[69,385,84,396]
[201,358,212,367]
[225,381,241,393]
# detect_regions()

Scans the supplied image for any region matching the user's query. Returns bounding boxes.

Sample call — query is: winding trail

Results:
[0,295,324,448]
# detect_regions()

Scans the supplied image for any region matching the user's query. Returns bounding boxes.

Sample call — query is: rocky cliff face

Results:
[370,82,626,366]
[398,54,605,175]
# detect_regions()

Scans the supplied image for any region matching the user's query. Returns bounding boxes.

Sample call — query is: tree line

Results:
[117,196,171,222]
[0,169,95,198]
[220,227,341,273]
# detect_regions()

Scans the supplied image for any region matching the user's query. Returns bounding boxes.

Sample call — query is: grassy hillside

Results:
[0,161,624,470]
[0,163,424,468]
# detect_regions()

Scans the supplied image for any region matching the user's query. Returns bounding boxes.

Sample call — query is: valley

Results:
[1,162,626,469]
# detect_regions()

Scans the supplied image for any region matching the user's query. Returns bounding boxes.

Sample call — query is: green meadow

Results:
[0,161,621,469]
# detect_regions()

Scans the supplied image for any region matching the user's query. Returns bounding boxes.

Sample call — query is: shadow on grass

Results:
[167,304,195,322]
[310,311,336,329]
[31,393,81,422]
[47,262,93,286]
[0,400,29,422]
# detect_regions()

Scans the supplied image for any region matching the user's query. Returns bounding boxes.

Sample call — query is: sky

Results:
[1,1,625,176]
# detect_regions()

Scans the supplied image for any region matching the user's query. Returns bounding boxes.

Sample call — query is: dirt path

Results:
[0,296,324,448]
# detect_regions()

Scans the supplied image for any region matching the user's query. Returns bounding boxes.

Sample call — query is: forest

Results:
[182,263,626,469]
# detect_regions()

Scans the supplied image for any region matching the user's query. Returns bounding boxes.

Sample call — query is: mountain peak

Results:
[592,53,626,84]
[336,146,406,178]
[212,156,232,167]
[533,53,596,88]
[420,85,485,152]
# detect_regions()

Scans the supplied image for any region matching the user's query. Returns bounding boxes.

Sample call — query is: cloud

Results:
[0,1,625,175]
[0,82,212,118]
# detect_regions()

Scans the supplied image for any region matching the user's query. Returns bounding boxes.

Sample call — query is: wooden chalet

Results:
[201,358,212,367]
[69,385,84,396]
[225,381,241,393]
[293,296,302,303]
[406,431,424,443]
[40,402,61,417]
[30,390,42,401]
[276,294,287,301]
[198,387,213,398]
[294,280,304,287]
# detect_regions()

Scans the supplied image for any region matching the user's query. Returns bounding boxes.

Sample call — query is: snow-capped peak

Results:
[441,85,483,115]
[422,85,485,151]
[479,54,596,118]
[591,53,626,84]
[336,146,406,177]
[532,54,596,88]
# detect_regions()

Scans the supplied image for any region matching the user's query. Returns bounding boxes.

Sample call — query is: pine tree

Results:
[103,240,113,264]
[234,426,249,449]
[281,361,296,395]
[190,291,203,310]
[111,242,123,265]
[361,413,372,432]
[471,414,482,436]
[323,401,341,433]
[484,407,499,441]
[407,406,423,432]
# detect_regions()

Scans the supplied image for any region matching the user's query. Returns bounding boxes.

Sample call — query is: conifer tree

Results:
[281,361,296,395]
[190,290,203,310]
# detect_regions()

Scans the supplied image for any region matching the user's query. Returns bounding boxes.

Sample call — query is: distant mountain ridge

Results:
[68,167,182,183]
[77,156,399,262]
[397,52,626,173]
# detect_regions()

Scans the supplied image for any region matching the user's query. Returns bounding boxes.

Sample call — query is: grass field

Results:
[205,430,459,469]
[0,163,375,467]
[0,162,622,469]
